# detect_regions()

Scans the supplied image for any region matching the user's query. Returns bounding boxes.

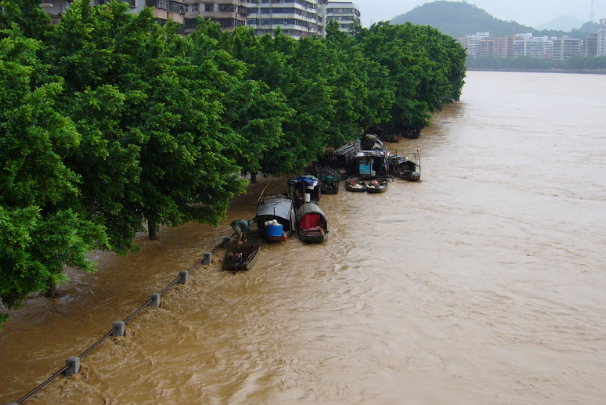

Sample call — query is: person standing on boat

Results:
[230,218,254,245]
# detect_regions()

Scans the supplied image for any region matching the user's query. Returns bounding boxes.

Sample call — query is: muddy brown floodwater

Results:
[2,71,606,405]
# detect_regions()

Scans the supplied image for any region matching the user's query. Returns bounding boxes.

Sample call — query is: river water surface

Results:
[2,71,606,404]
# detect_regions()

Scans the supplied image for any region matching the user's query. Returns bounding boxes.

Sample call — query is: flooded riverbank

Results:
[2,71,606,404]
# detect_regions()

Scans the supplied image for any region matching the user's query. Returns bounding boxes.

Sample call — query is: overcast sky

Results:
[355,0,606,28]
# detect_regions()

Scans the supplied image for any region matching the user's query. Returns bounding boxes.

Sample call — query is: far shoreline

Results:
[466,68,606,75]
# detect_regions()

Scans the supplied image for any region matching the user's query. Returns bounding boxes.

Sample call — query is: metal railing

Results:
[9,255,209,404]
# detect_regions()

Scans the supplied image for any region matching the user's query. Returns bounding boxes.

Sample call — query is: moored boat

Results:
[366,178,389,193]
[387,151,421,182]
[223,243,260,272]
[257,196,296,242]
[287,175,321,209]
[350,149,389,178]
[345,179,367,192]
[319,167,341,195]
[296,204,329,243]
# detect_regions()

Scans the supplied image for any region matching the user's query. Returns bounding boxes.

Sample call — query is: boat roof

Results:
[296,203,327,221]
[356,150,387,158]
[324,140,360,156]
[388,155,408,163]
[288,175,319,188]
[257,197,293,219]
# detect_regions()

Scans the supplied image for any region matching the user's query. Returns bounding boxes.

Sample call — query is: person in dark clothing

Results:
[230,219,254,245]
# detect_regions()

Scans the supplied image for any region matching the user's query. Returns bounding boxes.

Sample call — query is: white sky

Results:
[356,0,606,28]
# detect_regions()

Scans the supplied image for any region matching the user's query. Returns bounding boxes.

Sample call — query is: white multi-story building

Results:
[246,0,328,39]
[182,0,249,33]
[552,36,583,61]
[513,33,553,59]
[325,1,360,33]
[598,19,606,57]
[458,32,490,58]
[41,0,186,25]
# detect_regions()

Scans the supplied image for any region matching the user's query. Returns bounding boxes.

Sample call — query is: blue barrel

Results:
[266,224,283,237]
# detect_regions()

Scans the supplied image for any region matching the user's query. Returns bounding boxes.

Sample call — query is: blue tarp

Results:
[288,175,319,188]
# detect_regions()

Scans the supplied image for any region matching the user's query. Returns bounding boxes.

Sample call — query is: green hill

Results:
[390,1,572,39]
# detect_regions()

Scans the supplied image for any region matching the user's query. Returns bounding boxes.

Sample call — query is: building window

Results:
[157,0,168,9]
[205,3,214,11]
[218,3,235,12]
[191,4,199,11]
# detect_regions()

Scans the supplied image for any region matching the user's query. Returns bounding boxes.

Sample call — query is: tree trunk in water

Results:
[46,280,56,298]
[251,172,257,184]
[148,220,158,240]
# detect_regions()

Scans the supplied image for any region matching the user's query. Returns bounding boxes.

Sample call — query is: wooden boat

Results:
[366,178,389,193]
[387,151,421,182]
[345,179,367,192]
[287,175,321,209]
[223,243,260,271]
[296,204,329,243]
[256,196,296,242]
[319,168,341,195]
[320,140,360,174]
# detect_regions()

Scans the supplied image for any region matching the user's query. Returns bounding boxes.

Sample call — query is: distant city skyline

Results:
[355,0,606,28]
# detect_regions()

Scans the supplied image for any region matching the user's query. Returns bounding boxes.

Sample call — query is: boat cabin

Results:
[350,150,389,177]
[296,203,329,243]
[287,175,321,208]
[256,196,296,242]
[319,140,360,174]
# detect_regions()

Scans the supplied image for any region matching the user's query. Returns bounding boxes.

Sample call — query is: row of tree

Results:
[0,0,466,325]
[467,55,606,71]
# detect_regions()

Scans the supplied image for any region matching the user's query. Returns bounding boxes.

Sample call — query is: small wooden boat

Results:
[257,196,296,242]
[387,151,421,182]
[320,168,341,195]
[296,204,329,243]
[287,175,321,209]
[223,243,260,271]
[345,179,367,192]
[366,178,389,193]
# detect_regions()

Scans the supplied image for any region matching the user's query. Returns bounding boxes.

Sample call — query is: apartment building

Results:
[584,34,598,57]
[513,33,553,59]
[182,0,249,33]
[325,1,360,33]
[246,0,328,39]
[41,0,186,25]
[458,32,490,58]
[552,36,583,61]
[598,19,606,57]
[493,35,515,58]
[478,39,494,57]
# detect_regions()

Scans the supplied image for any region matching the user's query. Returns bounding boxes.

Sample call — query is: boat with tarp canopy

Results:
[387,151,421,181]
[287,175,321,208]
[295,203,329,243]
[257,197,295,242]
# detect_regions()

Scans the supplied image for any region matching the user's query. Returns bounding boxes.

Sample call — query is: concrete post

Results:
[178,270,188,285]
[202,252,212,265]
[150,293,161,308]
[112,321,125,337]
[65,356,80,376]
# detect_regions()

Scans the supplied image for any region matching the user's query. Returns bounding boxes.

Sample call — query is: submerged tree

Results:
[0,31,106,325]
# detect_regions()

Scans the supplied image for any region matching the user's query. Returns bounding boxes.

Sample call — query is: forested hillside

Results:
[390,1,594,39]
